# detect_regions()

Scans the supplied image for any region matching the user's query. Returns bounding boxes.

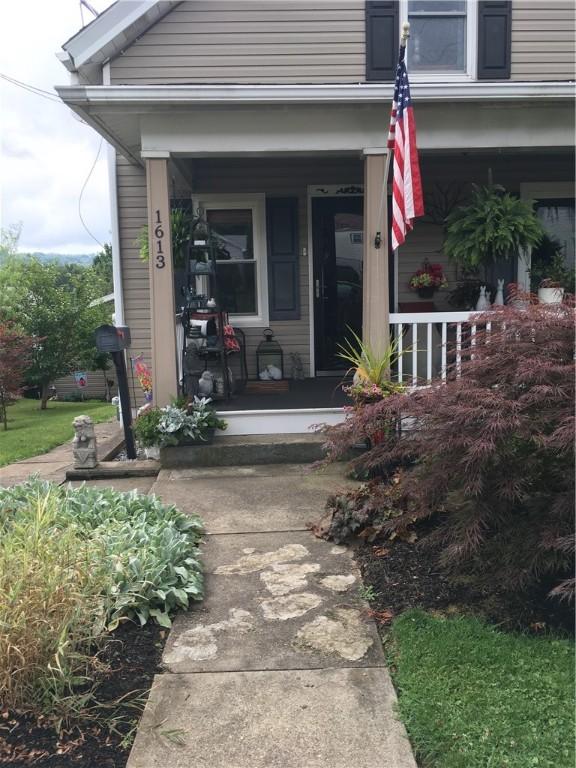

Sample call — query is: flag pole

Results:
[374,21,411,249]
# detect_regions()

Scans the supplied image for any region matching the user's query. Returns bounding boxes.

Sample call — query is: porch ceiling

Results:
[56,83,575,167]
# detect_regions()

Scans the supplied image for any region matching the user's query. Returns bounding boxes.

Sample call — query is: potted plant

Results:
[132,405,163,459]
[132,398,227,456]
[530,235,574,304]
[409,261,448,299]
[444,185,545,288]
[337,329,404,405]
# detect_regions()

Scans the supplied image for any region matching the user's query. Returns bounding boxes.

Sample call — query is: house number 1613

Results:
[154,209,165,269]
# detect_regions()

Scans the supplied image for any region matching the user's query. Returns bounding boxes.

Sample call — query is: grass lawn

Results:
[0,399,115,466]
[388,610,575,768]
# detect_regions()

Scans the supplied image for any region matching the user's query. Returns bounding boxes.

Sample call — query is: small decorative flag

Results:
[387,43,424,251]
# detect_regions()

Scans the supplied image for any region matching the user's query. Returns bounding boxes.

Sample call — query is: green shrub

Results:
[0,480,204,721]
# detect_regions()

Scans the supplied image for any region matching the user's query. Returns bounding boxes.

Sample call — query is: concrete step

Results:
[160,433,327,468]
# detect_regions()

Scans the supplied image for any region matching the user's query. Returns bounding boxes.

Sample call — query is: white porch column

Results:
[145,156,178,406]
[362,149,390,356]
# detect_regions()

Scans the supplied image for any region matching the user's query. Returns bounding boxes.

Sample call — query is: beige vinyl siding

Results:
[109,0,365,85]
[511,1,575,81]
[192,156,362,378]
[53,369,117,400]
[116,157,152,387]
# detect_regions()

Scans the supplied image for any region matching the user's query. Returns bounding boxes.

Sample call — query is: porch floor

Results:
[219,376,351,412]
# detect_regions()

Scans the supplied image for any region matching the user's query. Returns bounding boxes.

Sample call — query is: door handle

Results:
[315,279,321,299]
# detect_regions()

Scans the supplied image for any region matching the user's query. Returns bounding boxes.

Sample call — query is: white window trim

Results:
[193,194,269,328]
[400,0,477,82]
[518,182,575,291]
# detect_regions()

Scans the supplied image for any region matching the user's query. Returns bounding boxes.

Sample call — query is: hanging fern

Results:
[444,185,544,270]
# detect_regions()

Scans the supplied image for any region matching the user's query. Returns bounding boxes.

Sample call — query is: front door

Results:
[312,196,364,373]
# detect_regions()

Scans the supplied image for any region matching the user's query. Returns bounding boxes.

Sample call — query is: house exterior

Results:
[56,0,575,433]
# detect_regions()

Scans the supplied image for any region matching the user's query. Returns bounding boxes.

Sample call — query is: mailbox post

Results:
[95,325,136,460]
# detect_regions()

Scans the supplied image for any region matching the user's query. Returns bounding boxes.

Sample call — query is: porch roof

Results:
[55,82,575,168]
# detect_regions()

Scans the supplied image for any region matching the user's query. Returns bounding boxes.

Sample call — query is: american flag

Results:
[387,44,424,251]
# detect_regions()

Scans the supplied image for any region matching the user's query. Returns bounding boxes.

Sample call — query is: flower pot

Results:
[144,445,160,460]
[417,286,435,299]
[179,427,216,446]
[538,286,564,305]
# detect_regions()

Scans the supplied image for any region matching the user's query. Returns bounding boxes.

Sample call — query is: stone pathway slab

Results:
[127,668,417,768]
[150,467,357,534]
[163,530,384,673]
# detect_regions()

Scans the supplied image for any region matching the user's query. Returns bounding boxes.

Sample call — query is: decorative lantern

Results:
[256,328,283,381]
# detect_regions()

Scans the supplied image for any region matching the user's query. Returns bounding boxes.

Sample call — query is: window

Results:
[535,200,575,271]
[197,196,268,326]
[400,0,476,78]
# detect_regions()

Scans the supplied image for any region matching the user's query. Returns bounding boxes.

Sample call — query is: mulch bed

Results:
[0,622,166,768]
[355,521,574,638]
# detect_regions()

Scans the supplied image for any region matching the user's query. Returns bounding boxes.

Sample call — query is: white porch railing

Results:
[390,311,480,385]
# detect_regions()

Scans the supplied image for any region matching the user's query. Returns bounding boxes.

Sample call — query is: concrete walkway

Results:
[0,419,122,486]
[127,464,417,768]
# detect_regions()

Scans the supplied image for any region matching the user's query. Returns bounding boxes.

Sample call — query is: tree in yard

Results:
[92,243,113,294]
[0,257,110,409]
[0,323,36,430]
[321,298,575,600]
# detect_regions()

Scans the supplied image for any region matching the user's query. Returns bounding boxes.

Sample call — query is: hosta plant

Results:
[320,298,575,600]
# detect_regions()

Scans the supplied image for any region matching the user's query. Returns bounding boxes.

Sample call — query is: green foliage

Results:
[0,223,22,263]
[338,329,404,400]
[0,480,204,724]
[92,243,113,293]
[0,399,115,466]
[0,255,110,405]
[133,399,227,448]
[132,406,163,448]
[388,610,575,768]
[138,208,193,268]
[530,234,575,291]
[444,185,544,270]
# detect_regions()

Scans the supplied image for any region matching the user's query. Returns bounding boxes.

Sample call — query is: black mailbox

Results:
[95,324,131,353]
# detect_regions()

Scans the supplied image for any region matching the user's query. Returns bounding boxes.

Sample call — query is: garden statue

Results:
[290,352,305,380]
[475,286,490,311]
[198,370,214,396]
[494,279,505,306]
[72,415,98,469]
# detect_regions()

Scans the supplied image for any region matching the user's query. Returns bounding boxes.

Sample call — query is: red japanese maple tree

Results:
[0,323,36,430]
[321,298,575,600]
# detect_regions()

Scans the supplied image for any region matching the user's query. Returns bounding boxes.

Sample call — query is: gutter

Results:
[56,81,575,106]
[103,62,124,326]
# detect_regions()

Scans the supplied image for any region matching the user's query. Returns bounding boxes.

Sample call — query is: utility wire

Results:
[0,72,62,103]
[78,137,105,249]
[0,73,88,124]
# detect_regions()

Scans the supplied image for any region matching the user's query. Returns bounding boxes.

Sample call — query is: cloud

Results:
[0,0,114,254]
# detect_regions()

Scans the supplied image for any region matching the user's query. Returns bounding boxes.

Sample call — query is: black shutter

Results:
[266,198,300,321]
[477,1,512,79]
[366,1,399,82]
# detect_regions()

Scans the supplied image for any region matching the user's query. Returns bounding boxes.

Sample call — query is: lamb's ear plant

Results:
[0,480,204,729]
[444,185,544,271]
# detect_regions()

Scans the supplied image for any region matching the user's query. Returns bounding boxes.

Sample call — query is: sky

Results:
[0,0,115,254]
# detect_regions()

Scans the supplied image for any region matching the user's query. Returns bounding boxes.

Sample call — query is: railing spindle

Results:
[441,322,447,379]
[397,324,403,383]
[412,323,418,387]
[426,322,433,382]
[456,323,462,377]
